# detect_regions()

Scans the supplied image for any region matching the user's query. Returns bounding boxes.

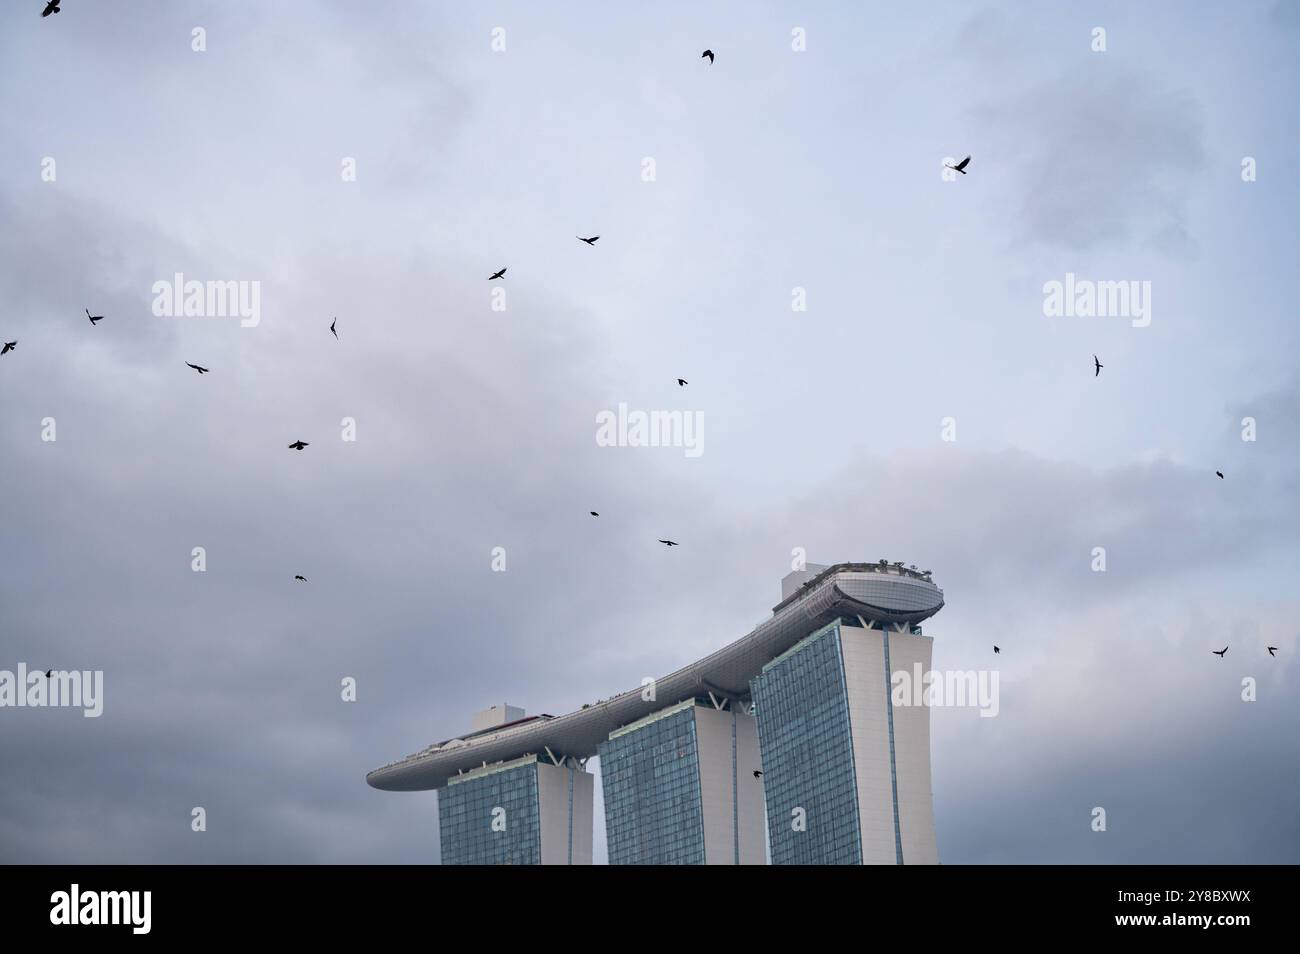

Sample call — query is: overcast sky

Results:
[1,0,1297,864]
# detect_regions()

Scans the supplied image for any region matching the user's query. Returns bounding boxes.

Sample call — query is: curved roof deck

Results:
[366,561,943,792]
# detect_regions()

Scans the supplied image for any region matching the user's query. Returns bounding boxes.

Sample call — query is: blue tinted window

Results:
[439,761,541,865]
[750,621,862,864]
[598,706,705,864]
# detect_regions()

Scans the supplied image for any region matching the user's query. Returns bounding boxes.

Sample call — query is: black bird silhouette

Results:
[993,645,1001,654]
[1212,646,1228,657]
[947,156,971,175]
[45,669,53,678]
[701,49,714,63]
[1,341,15,355]
[185,362,209,374]
[42,1,60,17]
[329,317,338,340]
[677,378,688,386]
[658,539,679,547]
[488,268,507,280]
[1093,354,1103,376]
[1216,471,1224,479]
[577,236,599,246]
[86,309,103,325]
[288,440,309,450]
[294,575,307,582]
[753,769,763,778]
[590,511,599,517]
[1267,646,1278,656]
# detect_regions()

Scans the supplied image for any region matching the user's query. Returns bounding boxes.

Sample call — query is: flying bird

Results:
[45,669,53,678]
[185,362,209,374]
[577,236,599,246]
[947,156,971,175]
[993,645,1000,654]
[488,268,507,280]
[1267,646,1278,656]
[1,341,15,355]
[701,49,714,63]
[329,318,338,340]
[42,1,60,17]
[1093,354,1103,376]
[658,539,679,547]
[1216,471,1224,479]
[288,440,309,450]
[752,770,763,779]
[86,309,104,325]
[294,575,307,582]
[677,378,688,386]
[1212,646,1228,657]
[590,511,599,517]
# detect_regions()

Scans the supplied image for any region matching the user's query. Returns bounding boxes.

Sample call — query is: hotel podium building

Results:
[368,560,944,865]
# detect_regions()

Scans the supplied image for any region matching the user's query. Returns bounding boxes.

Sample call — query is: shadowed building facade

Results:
[598,698,764,864]
[750,616,938,864]
[438,754,593,865]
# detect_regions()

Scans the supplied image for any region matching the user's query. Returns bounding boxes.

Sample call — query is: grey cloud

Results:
[984,69,1205,254]
[950,11,1207,255]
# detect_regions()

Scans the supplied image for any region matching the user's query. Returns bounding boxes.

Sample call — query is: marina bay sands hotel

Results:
[367,561,945,864]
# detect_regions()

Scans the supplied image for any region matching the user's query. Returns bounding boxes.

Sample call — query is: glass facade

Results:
[750,620,863,864]
[438,758,541,865]
[598,702,706,864]
[882,629,904,865]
